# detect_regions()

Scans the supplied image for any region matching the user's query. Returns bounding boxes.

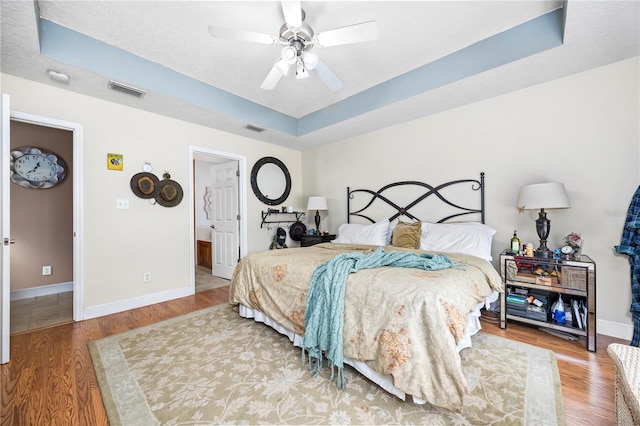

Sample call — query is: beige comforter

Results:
[229,243,503,411]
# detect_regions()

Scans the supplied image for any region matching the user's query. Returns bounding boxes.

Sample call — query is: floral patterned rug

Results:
[89,304,564,425]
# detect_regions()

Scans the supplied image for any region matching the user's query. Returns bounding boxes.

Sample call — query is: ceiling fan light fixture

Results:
[281,46,297,65]
[302,51,318,70]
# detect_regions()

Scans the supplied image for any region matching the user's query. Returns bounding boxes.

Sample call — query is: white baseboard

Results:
[10,282,73,301]
[82,287,194,320]
[597,318,633,341]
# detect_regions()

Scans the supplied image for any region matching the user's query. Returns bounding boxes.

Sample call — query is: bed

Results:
[229,173,503,411]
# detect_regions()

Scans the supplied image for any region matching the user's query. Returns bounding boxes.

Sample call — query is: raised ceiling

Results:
[1,1,638,150]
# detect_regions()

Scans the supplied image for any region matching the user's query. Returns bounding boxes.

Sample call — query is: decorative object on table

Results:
[288,221,307,242]
[562,232,583,259]
[517,182,571,259]
[553,248,562,261]
[130,171,160,199]
[107,153,123,171]
[510,230,520,254]
[307,196,328,234]
[9,146,66,189]
[524,243,534,257]
[155,172,184,207]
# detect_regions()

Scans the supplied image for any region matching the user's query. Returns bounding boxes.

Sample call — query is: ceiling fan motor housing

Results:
[279,22,314,53]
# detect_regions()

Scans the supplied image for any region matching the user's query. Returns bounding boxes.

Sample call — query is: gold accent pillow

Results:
[391,221,421,249]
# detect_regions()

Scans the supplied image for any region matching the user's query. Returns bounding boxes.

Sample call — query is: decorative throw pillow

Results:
[391,221,422,249]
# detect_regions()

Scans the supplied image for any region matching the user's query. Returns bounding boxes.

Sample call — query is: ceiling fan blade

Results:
[281,1,302,28]
[313,58,343,92]
[315,20,379,47]
[207,25,276,45]
[261,59,290,90]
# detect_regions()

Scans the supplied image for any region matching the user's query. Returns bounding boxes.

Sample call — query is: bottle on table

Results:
[510,230,520,254]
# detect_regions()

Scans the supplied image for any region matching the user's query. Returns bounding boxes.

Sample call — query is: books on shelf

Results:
[505,288,587,331]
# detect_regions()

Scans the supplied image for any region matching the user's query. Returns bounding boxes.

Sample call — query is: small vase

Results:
[571,243,582,260]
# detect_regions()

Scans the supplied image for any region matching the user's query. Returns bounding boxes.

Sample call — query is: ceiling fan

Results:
[207,1,379,92]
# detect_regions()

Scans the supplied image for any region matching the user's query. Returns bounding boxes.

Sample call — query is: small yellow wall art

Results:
[107,153,123,171]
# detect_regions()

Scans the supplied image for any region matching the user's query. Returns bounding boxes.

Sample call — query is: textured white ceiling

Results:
[1,1,638,150]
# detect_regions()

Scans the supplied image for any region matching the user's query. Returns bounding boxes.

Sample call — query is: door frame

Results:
[1,94,10,363]
[188,146,246,288]
[9,111,84,320]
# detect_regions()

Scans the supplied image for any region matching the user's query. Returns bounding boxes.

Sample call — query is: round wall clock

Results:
[10,146,67,189]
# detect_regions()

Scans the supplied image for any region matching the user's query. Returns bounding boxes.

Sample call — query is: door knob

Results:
[3,238,15,246]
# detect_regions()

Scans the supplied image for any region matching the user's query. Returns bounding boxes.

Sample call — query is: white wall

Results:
[2,73,302,314]
[302,57,640,340]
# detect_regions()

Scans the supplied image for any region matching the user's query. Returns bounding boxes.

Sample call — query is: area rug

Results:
[89,304,565,425]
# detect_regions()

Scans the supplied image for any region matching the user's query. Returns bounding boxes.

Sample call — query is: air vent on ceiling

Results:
[244,124,266,133]
[108,80,146,98]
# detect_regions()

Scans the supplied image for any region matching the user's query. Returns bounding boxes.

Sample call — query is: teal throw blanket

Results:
[301,247,459,389]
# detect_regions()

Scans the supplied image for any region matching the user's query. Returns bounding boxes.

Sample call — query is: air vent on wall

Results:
[244,124,265,133]
[108,80,146,98]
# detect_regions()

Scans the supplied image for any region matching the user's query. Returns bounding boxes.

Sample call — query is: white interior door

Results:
[1,94,11,364]
[211,161,239,279]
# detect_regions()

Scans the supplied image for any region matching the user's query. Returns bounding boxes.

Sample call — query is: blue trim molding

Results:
[37,7,564,137]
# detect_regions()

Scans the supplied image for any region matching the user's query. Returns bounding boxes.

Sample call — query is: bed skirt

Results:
[237,290,499,404]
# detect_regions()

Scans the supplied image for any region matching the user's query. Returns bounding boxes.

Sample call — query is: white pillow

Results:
[332,219,390,246]
[419,222,496,261]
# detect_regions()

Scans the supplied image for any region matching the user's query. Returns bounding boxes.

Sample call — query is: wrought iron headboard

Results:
[347,172,485,224]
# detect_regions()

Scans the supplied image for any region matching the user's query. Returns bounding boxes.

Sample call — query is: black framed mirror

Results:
[250,157,291,206]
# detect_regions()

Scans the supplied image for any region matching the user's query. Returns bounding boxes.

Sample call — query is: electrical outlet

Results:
[116,199,129,209]
[143,272,151,283]
[42,266,52,276]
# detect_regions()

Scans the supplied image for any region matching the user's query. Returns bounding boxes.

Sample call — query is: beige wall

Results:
[302,57,640,338]
[2,73,302,309]
[3,56,638,337]
[10,121,73,291]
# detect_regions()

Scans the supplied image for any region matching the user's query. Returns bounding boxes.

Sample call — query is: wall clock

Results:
[10,146,67,189]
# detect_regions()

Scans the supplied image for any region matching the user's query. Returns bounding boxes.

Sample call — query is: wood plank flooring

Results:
[0,286,627,425]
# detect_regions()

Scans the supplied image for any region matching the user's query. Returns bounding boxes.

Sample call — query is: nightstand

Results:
[499,250,596,352]
[300,234,336,247]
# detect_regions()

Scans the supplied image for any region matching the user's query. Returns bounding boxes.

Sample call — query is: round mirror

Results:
[250,157,291,205]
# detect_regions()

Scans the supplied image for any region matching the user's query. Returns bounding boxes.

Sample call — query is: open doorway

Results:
[9,120,73,333]
[191,148,246,292]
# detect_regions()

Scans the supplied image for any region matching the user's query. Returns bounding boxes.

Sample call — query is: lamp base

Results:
[535,208,551,260]
[535,248,552,260]
[314,210,321,234]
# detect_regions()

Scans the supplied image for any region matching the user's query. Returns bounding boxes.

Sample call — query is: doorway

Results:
[1,100,83,364]
[190,147,247,292]
[9,120,73,333]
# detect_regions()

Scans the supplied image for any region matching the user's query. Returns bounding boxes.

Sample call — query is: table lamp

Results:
[517,182,570,259]
[306,196,328,234]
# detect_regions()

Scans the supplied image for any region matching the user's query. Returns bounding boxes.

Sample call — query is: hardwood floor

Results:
[0,286,627,425]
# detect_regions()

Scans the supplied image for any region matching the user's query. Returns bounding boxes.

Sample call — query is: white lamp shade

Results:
[517,182,571,210]
[307,196,328,211]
